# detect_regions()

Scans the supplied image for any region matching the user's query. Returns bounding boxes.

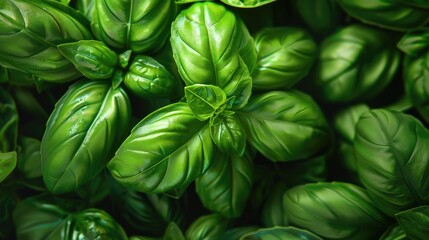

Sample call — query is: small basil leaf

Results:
[210,114,246,156]
[162,222,185,240]
[185,84,227,121]
[111,69,125,89]
[185,214,229,240]
[252,27,317,90]
[0,88,18,152]
[354,109,429,216]
[17,137,42,179]
[74,0,95,21]
[108,103,215,193]
[398,28,429,56]
[336,0,429,31]
[281,182,389,240]
[92,0,176,53]
[0,0,93,83]
[238,90,330,162]
[196,149,253,218]
[42,80,131,194]
[395,206,429,240]
[58,40,118,80]
[0,151,17,183]
[119,50,133,69]
[220,0,277,8]
[124,55,178,99]
[240,226,322,240]
[379,225,408,240]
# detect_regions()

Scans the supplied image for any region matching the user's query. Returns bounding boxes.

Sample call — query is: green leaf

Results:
[336,0,429,31]
[185,84,227,121]
[221,226,259,240]
[92,0,176,53]
[0,151,17,183]
[240,226,322,240]
[108,102,215,193]
[220,0,277,8]
[74,0,95,21]
[0,88,18,152]
[41,80,131,194]
[379,225,408,240]
[252,27,317,90]
[13,195,128,240]
[119,50,133,69]
[58,40,118,80]
[238,91,330,162]
[75,170,110,205]
[162,222,185,240]
[354,109,429,216]
[0,0,93,83]
[334,104,371,142]
[280,182,389,240]
[398,28,429,56]
[313,24,400,103]
[124,55,178,99]
[395,206,429,240]
[261,183,289,227]
[175,0,205,3]
[196,149,253,218]
[0,188,18,239]
[171,2,255,107]
[17,137,42,179]
[185,214,229,240]
[210,114,246,156]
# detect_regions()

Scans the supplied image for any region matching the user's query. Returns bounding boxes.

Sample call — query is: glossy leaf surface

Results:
[220,0,277,8]
[185,214,229,240]
[252,27,317,90]
[58,40,118,80]
[240,226,322,240]
[336,0,429,31]
[313,24,400,103]
[17,137,42,179]
[196,150,253,217]
[0,0,93,82]
[398,28,429,56]
[92,0,176,53]
[395,206,429,240]
[185,84,227,121]
[41,80,131,194]
[379,225,408,240]
[108,103,214,193]
[282,182,389,240]
[354,109,429,216]
[210,114,246,156]
[0,151,16,183]
[238,91,329,162]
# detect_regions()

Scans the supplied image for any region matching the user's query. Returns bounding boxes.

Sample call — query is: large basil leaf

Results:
[92,0,176,53]
[220,0,276,8]
[0,151,16,183]
[185,214,229,240]
[170,2,255,108]
[185,84,227,121]
[395,206,429,240]
[108,102,215,193]
[210,114,246,156]
[240,226,322,240]
[0,0,93,83]
[13,195,128,240]
[238,90,330,162]
[0,88,18,152]
[196,150,253,218]
[354,109,429,216]
[336,0,429,31]
[379,225,408,240]
[58,40,118,80]
[41,80,131,194]
[252,27,317,90]
[313,24,400,103]
[281,182,389,240]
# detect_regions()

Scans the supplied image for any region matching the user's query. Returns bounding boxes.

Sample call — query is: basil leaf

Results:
[74,0,95,21]
[0,0,93,83]
[1,68,35,87]
[170,2,255,106]
[185,214,229,240]
[379,225,408,240]
[124,55,178,99]
[185,84,227,121]
[92,0,176,53]
[313,24,400,103]
[240,226,322,240]
[0,151,17,183]
[238,90,330,162]
[398,28,429,56]
[58,40,118,80]
[210,114,246,156]
[395,206,429,240]
[221,226,259,240]
[252,27,317,90]
[281,182,389,240]
[41,80,131,194]
[0,88,18,152]
[108,102,215,193]
[354,109,429,216]
[162,222,185,240]
[17,137,42,179]
[75,170,110,205]
[261,183,289,227]
[220,0,277,8]
[196,150,253,218]
[336,0,429,32]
